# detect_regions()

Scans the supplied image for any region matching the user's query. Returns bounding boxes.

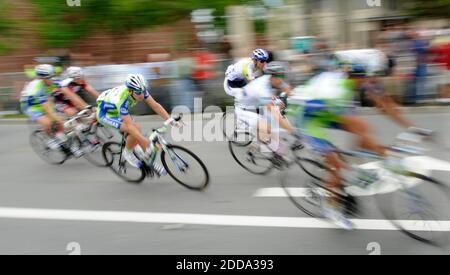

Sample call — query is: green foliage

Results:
[0,43,13,55]
[0,0,13,34]
[254,19,266,34]
[31,0,250,48]
[406,0,450,18]
[0,0,15,55]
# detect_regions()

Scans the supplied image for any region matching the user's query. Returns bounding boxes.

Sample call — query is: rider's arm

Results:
[84,83,100,100]
[277,81,293,96]
[59,87,88,110]
[367,92,413,128]
[145,95,171,121]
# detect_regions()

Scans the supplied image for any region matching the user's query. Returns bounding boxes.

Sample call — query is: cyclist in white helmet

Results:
[236,61,300,155]
[96,74,180,173]
[53,66,100,117]
[224,48,270,99]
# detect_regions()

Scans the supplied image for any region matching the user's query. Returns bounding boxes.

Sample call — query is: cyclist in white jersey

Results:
[236,62,299,154]
[224,49,269,100]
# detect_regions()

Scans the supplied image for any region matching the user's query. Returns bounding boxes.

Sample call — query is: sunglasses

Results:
[131,89,143,95]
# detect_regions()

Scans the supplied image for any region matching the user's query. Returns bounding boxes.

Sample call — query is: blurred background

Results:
[0,0,450,115]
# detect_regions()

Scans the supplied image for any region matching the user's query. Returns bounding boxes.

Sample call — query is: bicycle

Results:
[281,131,450,246]
[101,114,210,190]
[228,128,304,175]
[227,96,315,176]
[29,107,114,166]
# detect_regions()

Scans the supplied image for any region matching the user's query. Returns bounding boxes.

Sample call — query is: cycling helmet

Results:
[66,66,84,79]
[264,61,287,76]
[125,74,147,92]
[252,48,269,62]
[35,64,55,79]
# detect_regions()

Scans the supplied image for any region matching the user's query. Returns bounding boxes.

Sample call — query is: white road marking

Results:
[0,207,449,231]
[255,156,450,198]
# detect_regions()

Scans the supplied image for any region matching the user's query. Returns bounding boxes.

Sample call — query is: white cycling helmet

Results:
[125,74,147,92]
[35,64,55,79]
[66,66,84,79]
[252,48,269,62]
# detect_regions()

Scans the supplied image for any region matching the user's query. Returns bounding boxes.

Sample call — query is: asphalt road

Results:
[0,111,450,255]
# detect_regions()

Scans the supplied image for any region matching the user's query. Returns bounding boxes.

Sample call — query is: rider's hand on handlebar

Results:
[272,96,285,109]
[165,117,183,128]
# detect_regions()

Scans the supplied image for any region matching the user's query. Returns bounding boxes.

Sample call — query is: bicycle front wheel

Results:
[377,173,450,246]
[161,145,210,191]
[228,131,273,175]
[29,130,67,165]
[102,142,145,183]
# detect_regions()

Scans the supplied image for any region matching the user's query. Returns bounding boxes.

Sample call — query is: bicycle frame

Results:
[115,118,188,176]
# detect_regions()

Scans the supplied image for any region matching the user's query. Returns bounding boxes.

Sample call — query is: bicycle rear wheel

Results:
[102,142,145,183]
[228,131,273,175]
[29,130,68,165]
[83,124,114,167]
[377,173,450,246]
[161,145,210,191]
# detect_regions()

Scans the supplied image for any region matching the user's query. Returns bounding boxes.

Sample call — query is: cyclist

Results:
[53,66,99,117]
[96,74,180,174]
[20,64,85,156]
[20,64,65,135]
[224,49,270,99]
[236,61,300,156]
[297,63,396,229]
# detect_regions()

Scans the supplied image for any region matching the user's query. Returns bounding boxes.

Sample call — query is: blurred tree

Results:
[0,0,15,54]
[30,0,249,48]
[406,0,450,18]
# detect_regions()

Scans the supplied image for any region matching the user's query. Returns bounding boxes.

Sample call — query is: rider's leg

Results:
[341,115,386,156]
[323,150,354,229]
[36,116,53,135]
[120,122,149,151]
[324,152,345,190]
[257,115,286,154]
[268,104,297,135]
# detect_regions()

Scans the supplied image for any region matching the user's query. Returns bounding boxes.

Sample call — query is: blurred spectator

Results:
[191,48,217,111]
[430,39,450,101]
[405,30,430,104]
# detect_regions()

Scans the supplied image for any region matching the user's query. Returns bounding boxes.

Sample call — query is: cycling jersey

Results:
[295,72,356,152]
[226,58,262,86]
[59,78,88,93]
[20,79,57,120]
[238,75,275,108]
[52,78,89,111]
[96,85,150,129]
[234,75,277,130]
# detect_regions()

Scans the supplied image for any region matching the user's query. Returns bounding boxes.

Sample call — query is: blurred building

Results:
[262,0,450,50]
